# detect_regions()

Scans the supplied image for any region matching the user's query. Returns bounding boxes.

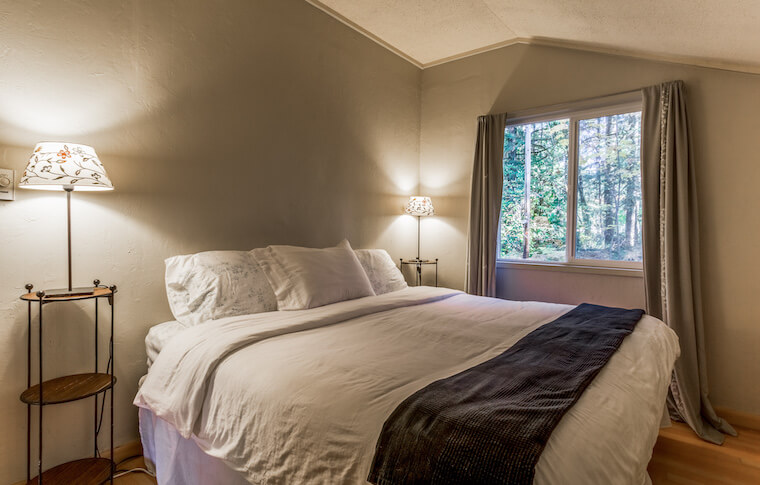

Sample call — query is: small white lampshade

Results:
[405,196,435,216]
[19,142,113,191]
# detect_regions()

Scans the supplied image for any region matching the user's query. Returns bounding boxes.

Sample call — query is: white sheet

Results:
[145,320,186,369]
[136,287,679,484]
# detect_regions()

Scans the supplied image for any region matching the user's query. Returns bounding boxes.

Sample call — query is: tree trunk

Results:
[522,124,532,259]
[603,117,615,251]
[624,186,635,248]
[577,136,591,250]
[634,199,640,250]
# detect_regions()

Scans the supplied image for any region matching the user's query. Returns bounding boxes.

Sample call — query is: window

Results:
[499,101,642,268]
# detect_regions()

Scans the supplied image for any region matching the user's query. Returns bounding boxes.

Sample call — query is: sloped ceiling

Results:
[306,0,760,72]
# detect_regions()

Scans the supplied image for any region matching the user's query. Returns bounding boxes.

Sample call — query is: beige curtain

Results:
[641,81,736,444]
[466,113,507,296]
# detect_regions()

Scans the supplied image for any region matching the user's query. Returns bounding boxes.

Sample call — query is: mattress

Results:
[137,287,679,484]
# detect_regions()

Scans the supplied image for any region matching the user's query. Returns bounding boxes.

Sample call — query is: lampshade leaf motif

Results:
[20,142,113,190]
[405,196,435,216]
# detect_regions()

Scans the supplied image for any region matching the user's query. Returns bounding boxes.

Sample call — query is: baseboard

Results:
[715,406,760,432]
[11,439,143,485]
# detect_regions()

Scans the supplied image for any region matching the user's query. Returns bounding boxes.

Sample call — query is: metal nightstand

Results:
[400,258,438,287]
[20,281,117,484]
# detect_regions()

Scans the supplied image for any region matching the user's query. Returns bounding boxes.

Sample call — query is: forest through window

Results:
[499,105,642,265]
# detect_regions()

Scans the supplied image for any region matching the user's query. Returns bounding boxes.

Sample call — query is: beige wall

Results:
[0,1,421,481]
[420,43,760,415]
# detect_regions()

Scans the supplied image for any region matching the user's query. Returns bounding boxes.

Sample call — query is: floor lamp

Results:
[19,142,114,296]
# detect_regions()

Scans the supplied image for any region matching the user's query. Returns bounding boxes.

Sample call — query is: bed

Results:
[135,243,679,484]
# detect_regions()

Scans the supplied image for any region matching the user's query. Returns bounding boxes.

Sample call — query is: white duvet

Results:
[135,287,679,484]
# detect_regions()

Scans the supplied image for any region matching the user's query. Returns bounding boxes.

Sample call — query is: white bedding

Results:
[136,287,679,484]
[145,320,185,368]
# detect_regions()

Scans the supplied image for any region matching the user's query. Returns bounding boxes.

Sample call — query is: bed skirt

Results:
[139,407,250,485]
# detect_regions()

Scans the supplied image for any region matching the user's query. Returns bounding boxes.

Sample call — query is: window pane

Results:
[501,119,569,261]
[575,112,642,262]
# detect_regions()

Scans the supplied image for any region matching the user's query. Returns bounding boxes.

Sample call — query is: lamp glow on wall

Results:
[405,196,435,261]
[20,142,114,296]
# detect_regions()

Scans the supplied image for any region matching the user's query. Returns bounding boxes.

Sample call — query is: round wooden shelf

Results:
[27,457,113,484]
[20,373,116,406]
[20,287,113,302]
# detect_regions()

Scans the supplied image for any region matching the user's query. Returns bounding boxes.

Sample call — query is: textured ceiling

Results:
[307,0,760,71]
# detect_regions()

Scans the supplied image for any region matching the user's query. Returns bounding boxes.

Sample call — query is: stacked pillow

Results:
[165,240,408,326]
[354,249,408,295]
[165,251,277,327]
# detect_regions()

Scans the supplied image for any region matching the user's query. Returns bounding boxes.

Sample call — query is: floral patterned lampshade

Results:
[19,142,113,191]
[405,196,435,216]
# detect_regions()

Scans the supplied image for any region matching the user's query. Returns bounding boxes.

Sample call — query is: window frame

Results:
[498,93,644,271]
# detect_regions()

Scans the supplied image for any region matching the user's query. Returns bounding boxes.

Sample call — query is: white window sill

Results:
[497,260,644,278]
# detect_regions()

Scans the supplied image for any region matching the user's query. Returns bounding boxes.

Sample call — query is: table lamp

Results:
[19,142,113,296]
[405,196,435,261]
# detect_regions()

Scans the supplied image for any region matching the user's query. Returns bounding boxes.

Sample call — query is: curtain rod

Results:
[505,89,642,121]
[502,81,681,121]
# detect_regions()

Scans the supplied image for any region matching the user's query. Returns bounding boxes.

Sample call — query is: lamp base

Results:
[44,287,96,297]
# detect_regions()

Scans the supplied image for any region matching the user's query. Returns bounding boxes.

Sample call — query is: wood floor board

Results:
[648,422,760,484]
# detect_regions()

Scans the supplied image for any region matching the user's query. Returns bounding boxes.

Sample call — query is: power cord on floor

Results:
[112,467,156,479]
[98,454,156,482]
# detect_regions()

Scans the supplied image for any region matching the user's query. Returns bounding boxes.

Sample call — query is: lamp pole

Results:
[65,187,73,292]
[417,215,421,261]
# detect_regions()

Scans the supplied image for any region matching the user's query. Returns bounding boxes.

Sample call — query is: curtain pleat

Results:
[465,113,507,297]
[641,81,736,444]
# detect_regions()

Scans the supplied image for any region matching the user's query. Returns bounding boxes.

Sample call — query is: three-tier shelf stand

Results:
[20,281,117,485]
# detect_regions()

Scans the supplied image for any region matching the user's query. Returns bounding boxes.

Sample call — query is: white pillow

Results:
[165,251,277,327]
[354,249,408,295]
[251,240,375,310]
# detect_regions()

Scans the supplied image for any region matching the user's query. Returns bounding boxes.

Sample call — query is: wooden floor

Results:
[648,422,760,484]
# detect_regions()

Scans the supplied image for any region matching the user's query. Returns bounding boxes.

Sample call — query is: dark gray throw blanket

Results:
[367,303,644,485]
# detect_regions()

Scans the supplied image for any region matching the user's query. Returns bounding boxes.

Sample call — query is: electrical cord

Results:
[89,283,126,480]
[93,282,114,458]
[112,467,156,479]
[97,455,157,482]
[95,337,113,457]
